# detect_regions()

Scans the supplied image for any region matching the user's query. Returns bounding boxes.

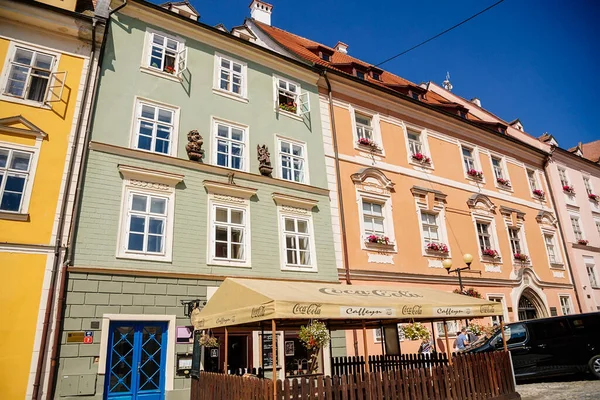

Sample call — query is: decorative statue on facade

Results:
[186,130,204,161]
[257,144,273,176]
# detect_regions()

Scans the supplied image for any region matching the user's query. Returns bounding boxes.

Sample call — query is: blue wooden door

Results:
[105,322,168,400]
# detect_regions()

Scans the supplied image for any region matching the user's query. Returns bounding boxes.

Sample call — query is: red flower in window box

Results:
[496,177,511,187]
[467,169,483,179]
[411,153,431,164]
[164,65,175,74]
[453,287,482,299]
[357,137,379,149]
[588,193,598,201]
[426,242,448,253]
[578,239,589,246]
[482,248,499,258]
[366,234,390,245]
[514,253,529,262]
[563,185,575,194]
[532,189,545,198]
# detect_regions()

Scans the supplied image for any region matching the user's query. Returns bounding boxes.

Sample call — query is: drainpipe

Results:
[44,2,128,398]
[322,71,359,355]
[543,152,583,313]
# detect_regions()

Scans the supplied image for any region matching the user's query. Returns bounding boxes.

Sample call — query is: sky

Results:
[154,0,600,149]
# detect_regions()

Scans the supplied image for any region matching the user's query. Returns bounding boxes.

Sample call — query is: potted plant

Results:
[164,65,175,75]
[298,320,330,374]
[453,287,482,298]
[400,322,430,341]
[482,248,499,258]
[279,101,297,114]
[496,177,511,187]
[366,234,390,245]
[426,242,449,254]
[532,189,545,198]
[198,333,219,348]
[357,137,379,150]
[467,169,483,179]
[589,193,598,201]
[563,185,575,194]
[514,253,529,262]
[411,152,431,164]
[467,321,486,336]
[578,239,589,246]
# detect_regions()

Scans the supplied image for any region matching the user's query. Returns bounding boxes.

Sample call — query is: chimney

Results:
[470,97,481,107]
[334,41,348,54]
[250,0,272,26]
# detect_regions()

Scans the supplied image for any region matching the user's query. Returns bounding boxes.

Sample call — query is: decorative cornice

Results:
[0,115,46,139]
[467,193,496,212]
[410,185,447,201]
[350,167,395,190]
[499,206,525,219]
[118,164,184,187]
[203,180,257,199]
[272,193,318,210]
[0,211,29,222]
[536,210,557,226]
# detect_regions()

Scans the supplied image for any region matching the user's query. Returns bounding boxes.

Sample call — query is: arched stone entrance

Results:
[517,288,545,320]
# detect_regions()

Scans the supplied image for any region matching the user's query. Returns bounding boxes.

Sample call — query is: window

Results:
[492,157,504,180]
[411,92,420,100]
[214,121,246,171]
[559,295,572,315]
[586,264,598,288]
[278,139,306,183]
[595,219,600,236]
[526,169,538,191]
[509,228,522,255]
[355,113,373,141]
[211,205,246,263]
[356,71,365,80]
[407,130,422,156]
[372,72,380,80]
[282,216,312,267]
[570,215,583,241]
[545,234,559,264]
[458,111,467,119]
[373,328,382,343]
[503,323,527,346]
[584,177,593,196]
[488,296,505,325]
[0,147,33,212]
[477,222,492,252]
[275,77,309,116]
[436,320,458,337]
[216,55,245,96]
[462,147,476,171]
[133,100,177,155]
[320,53,330,62]
[558,167,569,187]
[421,212,440,244]
[125,193,168,255]
[362,201,385,237]
[4,46,58,103]
[146,32,186,76]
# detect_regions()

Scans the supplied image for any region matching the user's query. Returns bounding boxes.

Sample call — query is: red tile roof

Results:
[569,140,600,163]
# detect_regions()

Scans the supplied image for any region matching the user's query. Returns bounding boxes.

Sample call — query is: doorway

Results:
[518,289,543,321]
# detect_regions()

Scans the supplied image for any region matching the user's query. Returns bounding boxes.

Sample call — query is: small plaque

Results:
[67,332,85,343]
[83,336,93,344]
[90,321,100,329]
[85,331,94,337]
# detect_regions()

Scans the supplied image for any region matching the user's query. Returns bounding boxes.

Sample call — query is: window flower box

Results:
[164,65,175,75]
[279,102,297,114]
[482,248,499,258]
[578,239,589,246]
[467,169,483,179]
[513,253,529,262]
[411,153,431,164]
[426,242,448,254]
[496,177,511,187]
[365,234,394,250]
[357,137,380,150]
[453,287,482,299]
[532,189,545,198]
[367,234,390,245]
[563,185,575,194]
[589,193,598,201]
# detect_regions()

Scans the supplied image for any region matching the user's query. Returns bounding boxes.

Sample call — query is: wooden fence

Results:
[191,351,520,400]
[331,352,449,376]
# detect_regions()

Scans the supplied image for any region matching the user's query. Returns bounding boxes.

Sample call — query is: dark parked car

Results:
[467,312,600,381]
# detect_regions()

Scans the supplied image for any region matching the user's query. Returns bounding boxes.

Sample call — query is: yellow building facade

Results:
[0,0,101,398]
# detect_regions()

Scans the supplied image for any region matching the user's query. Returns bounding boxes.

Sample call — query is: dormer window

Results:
[458,110,467,119]
[356,71,365,80]
[372,72,380,80]
[411,91,420,100]
[320,53,331,62]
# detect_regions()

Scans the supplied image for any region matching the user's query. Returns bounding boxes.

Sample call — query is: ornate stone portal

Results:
[186,130,205,161]
[257,144,273,176]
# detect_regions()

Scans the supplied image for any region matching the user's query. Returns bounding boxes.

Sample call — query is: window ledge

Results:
[364,241,396,252]
[276,108,303,121]
[356,143,383,154]
[531,195,546,202]
[116,254,172,263]
[281,265,318,273]
[480,255,502,264]
[139,66,181,83]
[495,184,514,193]
[424,249,449,257]
[212,88,249,103]
[549,263,565,270]
[0,93,50,109]
[207,261,251,269]
[409,160,433,170]
[466,175,485,184]
[0,212,29,221]
[591,286,600,290]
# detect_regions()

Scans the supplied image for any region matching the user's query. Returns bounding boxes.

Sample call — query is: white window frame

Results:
[490,155,512,191]
[403,123,433,169]
[141,29,187,81]
[526,168,539,191]
[585,260,598,288]
[275,136,309,185]
[559,295,573,315]
[278,208,317,272]
[0,41,64,108]
[459,144,484,182]
[0,142,40,215]
[487,294,509,325]
[129,97,180,157]
[569,213,585,242]
[273,75,310,118]
[213,52,248,101]
[357,193,396,252]
[542,231,563,267]
[350,105,384,154]
[373,328,382,343]
[210,117,249,172]
[501,213,531,267]
[472,215,501,262]
[207,199,251,268]
[583,175,594,196]
[557,166,570,188]
[595,218,600,237]
[117,184,176,262]
[436,320,458,338]
[419,209,450,257]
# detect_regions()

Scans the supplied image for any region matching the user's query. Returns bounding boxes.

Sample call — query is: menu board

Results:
[261,333,280,368]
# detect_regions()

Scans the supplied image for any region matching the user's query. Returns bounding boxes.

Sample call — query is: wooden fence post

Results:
[362,321,370,373]
[442,321,453,366]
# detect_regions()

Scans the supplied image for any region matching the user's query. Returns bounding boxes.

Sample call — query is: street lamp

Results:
[442,253,473,293]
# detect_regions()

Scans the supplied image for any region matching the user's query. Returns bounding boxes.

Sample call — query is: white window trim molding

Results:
[140,28,186,83]
[402,122,434,170]
[272,74,304,121]
[486,294,509,324]
[349,104,385,156]
[524,166,545,202]
[471,213,502,263]
[277,205,318,272]
[212,51,248,101]
[0,40,61,108]
[489,153,513,193]
[568,211,586,242]
[459,142,485,184]
[206,195,251,268]
[210,116,250,172]
[0,140,42,216]
[558,294,574,315]
[115,165,183,262]
[98,314,176,392]
[499,207,530,268]
[539,227,564,269]
[274,135,310,185]
[129,96,180,157]
[411,187,450,258]
[356,192,396,253]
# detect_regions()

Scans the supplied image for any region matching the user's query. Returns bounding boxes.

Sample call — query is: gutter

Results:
[542,152,583,314]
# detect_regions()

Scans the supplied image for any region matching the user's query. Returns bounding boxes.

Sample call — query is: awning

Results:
[192,278,501,330]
